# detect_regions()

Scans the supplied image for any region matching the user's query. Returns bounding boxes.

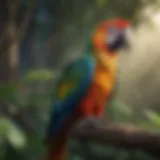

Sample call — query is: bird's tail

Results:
[43,109,81,160]
[43,136,68,160]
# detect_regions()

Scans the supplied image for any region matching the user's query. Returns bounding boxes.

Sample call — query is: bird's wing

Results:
[46,56,95,141]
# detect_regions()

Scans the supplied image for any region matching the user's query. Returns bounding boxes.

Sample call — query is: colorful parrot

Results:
[43,18,131,160]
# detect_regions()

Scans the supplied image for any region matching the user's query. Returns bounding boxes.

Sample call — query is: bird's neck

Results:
[96,51,118,75]
[87,43,118,69]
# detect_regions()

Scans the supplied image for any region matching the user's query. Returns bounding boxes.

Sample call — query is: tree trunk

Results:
[0,0,20,114]
[0,1,10,84]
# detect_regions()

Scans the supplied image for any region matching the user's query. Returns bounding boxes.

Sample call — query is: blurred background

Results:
[0,0,160,160]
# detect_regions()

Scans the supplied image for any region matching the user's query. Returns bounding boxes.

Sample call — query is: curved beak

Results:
[107,27,132,52]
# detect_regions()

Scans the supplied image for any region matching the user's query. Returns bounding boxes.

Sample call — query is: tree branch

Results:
[70,122,160,156]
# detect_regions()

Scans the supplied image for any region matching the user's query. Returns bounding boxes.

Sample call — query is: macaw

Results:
[43,18,131,160]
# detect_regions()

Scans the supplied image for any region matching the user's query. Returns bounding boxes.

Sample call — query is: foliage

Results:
[144,109,160,128]
[24,69,55,83]
[0,117,26,150]
[0,69,160,160]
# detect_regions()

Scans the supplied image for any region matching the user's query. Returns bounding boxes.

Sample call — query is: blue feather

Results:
[46,55,95,141]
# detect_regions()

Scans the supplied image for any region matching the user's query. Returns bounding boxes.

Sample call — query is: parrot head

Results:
[93,18,131,54]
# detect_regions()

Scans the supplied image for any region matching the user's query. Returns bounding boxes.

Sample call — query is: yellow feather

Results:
[57,82,76,99]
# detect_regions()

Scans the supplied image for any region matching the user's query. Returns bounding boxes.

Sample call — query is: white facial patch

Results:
[106,27,119,45]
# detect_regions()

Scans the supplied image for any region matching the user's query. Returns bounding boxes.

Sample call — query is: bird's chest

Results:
[93,57,117,95]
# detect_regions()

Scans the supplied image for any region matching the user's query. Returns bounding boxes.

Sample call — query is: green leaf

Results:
[145,109,160,127]
[24,69,55,83]
[110,100,133,116]
[7,124,26,149]
[0,117,26,149]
